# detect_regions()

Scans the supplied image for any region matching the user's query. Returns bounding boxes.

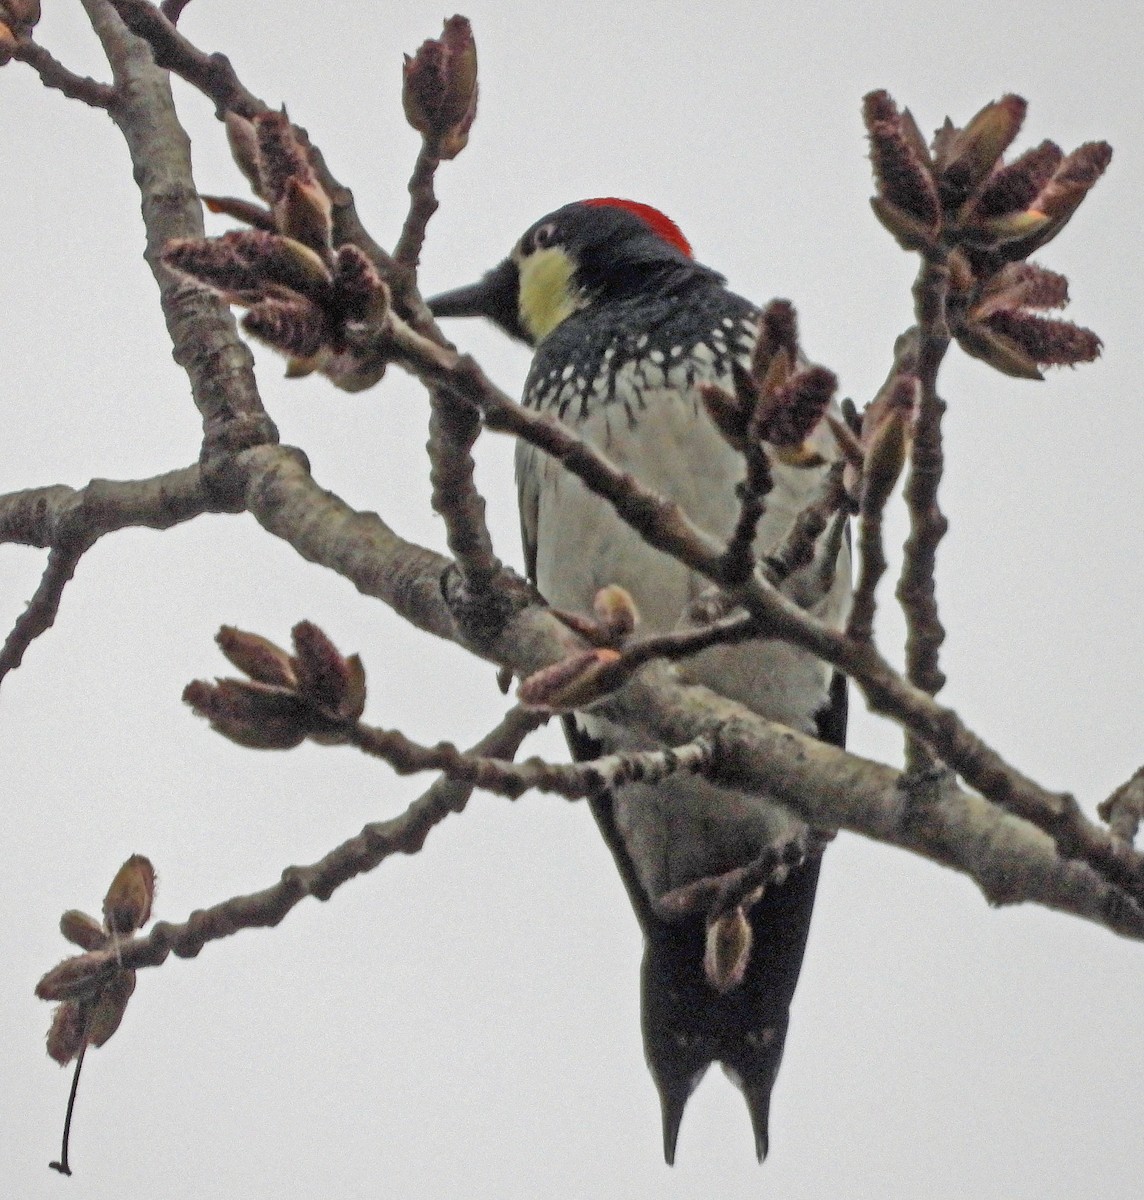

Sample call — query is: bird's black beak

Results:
[426,257,529,344]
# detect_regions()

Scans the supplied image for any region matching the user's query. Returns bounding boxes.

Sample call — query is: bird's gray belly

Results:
[519,384,848,900]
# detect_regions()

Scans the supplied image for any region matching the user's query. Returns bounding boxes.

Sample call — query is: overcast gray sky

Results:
[2,2,1142,1197]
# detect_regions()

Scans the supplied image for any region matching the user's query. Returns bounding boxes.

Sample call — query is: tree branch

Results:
[82,0,274,475]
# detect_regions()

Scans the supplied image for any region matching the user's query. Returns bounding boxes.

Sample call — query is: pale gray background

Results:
[2,2,1142,1197]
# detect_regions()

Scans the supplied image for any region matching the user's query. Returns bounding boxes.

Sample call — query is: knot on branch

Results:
[439,561,535,648]
[897,765,958,848]
[199,413,285,503]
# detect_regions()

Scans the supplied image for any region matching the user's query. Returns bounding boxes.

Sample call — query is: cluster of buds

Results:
[700,300,838,471]
[183,622,367,750]
[0,0,39,64]
[163,112,390,391]
[864,90,1108,377]
[402,15,478,159]
[37,855,156,1070]
[37,855,156,1174]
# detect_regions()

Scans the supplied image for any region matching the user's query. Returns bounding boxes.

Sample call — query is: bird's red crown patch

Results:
[583,197,693,258]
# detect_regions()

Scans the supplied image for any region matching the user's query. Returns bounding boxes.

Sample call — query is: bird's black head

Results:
[428,198,719,346]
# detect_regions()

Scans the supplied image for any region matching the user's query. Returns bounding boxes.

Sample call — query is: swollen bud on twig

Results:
[333,244,390,322]
[973,140,1062,220]
[0,0,39,53]
[592,585,640,641]
[224,111,265,197]
[968,262,1069,321]
[403,16,479,159]
[217,626,298,688]
[164,230,333,304]
[936,94,1027,211]
[700,380,751,451]
[752,299,799,380]
[183,677,310,749]
[200,194,278,231]
[551,587,641,647]
[102,854,155,938]
[291,621,368,726]
[85,970,136,1049]
[704,907,753,994]
[60,910,107,953]
[242,296,329,360]
[278,175,335,256]
[252,111,309,203]
[861,398,914,515]
[248,111,335,253]
[36,951,118,1004]
[863,90,941,248]
[518,648,622,711]
[762,366,838,450]
[46,1001,87,1067]
[974,311,1102,376]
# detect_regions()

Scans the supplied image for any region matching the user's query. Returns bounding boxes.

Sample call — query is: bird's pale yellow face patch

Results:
[515,245,581,343]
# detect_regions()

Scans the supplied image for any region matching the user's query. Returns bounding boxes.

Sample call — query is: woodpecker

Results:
[429,198,850,1163]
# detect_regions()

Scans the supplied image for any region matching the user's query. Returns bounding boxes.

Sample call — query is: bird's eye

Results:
[531,222,557,251]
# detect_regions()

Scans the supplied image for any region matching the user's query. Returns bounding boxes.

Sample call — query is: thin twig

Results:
[719,452,771,585]
[653,829,830,922]
[347,719,717,801]
[847,494,889,642]
[158,0,191,24]
[615,611,761,675]
[0,466,218,686]
[392,140,442,281]
[48,1042,86,1176]
[898,257,951,770]
[763,460,847,585]
[426,386,505,611]
[1098,767,1144,846]
[12,39,116,108]
[0,543,84,680]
